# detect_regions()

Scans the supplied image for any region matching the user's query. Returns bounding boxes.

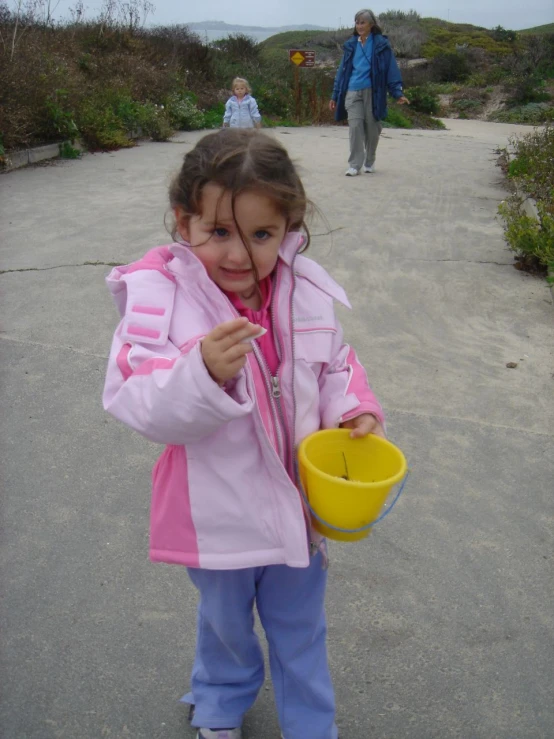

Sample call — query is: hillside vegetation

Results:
[1,4,553,163]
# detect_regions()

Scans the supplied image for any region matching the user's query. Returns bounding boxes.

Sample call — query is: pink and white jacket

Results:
[103,233,384,570]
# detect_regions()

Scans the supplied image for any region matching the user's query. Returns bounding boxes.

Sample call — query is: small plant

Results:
[59,141,81,158]
[430,52,471,83]
[136,103,174,141]
[76,98,133,150]
[498,198,554,271]
[490,104,554,125]
[383,107,412,128]
[506,125,554,203]
[203,102,225,129]
[45,90,79,142]
[165,93,205,130]
[404,86,440,115]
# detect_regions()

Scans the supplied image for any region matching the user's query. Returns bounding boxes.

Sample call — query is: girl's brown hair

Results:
[169,128,311,263]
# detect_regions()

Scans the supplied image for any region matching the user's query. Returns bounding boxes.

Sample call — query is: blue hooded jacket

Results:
[331,33,403,122]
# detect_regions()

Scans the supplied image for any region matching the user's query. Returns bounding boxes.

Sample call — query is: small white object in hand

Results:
[241,326,267,343]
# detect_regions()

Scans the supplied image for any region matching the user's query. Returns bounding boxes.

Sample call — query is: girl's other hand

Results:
[328,100,337,112]
[201,318,261,385]
[340,414,385,439]
[397,96,410,105]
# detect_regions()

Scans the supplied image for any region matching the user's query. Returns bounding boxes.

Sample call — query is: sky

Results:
[50,0,553,31]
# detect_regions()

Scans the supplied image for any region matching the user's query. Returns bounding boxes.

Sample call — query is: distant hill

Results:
[186,20,327,33]
[519,23,554,34]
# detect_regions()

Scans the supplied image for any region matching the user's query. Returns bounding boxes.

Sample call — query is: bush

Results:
[380,10,421,22]
[385,24,428,58]
[203,102,225,129]
[383,108,412,128]
[430,52,471,82]
[506,125,554,203]
[135,103,174,141]
[211,34,260,63]
[505,74,551,106]
[164,93,205,130]
[76,96,133,150]
[498,198,554,272]
[489,103,554,125]
[404,86,440,114]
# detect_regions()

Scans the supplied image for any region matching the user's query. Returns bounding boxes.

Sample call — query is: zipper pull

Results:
[271,376,281,398]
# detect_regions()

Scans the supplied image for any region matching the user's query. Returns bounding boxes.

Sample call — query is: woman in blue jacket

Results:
[329,9,409,176]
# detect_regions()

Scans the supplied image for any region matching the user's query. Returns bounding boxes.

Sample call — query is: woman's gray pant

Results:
[345,88,383,171]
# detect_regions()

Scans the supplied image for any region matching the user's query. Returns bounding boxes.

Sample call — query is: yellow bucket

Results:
[297,429,408,542]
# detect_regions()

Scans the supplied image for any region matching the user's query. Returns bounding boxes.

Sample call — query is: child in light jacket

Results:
[103,128,385,739]
[223,77,262,128]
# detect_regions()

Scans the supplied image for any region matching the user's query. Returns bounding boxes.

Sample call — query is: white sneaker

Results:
[197,730,242,739]
[345,167,359,176]
[363,164,375,173]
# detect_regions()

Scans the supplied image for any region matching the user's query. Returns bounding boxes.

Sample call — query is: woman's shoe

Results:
[345,167,359,176]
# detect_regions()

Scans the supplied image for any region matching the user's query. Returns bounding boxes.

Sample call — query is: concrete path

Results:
[1,120,553,739]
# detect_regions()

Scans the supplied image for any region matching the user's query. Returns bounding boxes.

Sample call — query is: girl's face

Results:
[176,184,288,302]
[355,16,372,37]
[234,84,248,98]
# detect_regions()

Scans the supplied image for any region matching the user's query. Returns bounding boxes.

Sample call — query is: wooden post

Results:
[294,65,301,121]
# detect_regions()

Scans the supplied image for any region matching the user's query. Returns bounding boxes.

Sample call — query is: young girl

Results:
[223,77,262,129]
[103,129,385,739]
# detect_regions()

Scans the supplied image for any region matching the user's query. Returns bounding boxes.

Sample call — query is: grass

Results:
[518,23,554,35]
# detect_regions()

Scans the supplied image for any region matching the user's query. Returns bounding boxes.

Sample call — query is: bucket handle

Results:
[295,459,409,535]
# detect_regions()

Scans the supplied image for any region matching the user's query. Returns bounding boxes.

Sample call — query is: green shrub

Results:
[203,103,225,129]
[489,103,554,125]
[506,125,554,203]
[430,52,471,82]
[405,86,440,115]
[45,90,79,141]
[76,98,133,150]
[466,72,487,87]
[498,198,554,271]
[256,83,292,119]
[59,141,81,158]
[505,74,551,105]
[383,108,412,128]
[165,93,205,130]
[135,103,174,141]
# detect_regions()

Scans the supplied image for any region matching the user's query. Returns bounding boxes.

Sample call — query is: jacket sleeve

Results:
[331,55,345,101]
[386,50,403,99]
[103,326,254,445]
[318,320,385,430]
[223,99,232,124]
[249,96,262,123]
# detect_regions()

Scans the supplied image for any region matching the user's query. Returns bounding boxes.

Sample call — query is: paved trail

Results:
[1,120,553,739]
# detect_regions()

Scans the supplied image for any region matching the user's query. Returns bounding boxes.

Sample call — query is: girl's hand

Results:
[201,318,261,385]
[397,96,410,105]
[340,414,385,439]
[329,100,337,112]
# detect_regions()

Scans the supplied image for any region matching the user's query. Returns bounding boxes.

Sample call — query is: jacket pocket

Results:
[294,327,337,365]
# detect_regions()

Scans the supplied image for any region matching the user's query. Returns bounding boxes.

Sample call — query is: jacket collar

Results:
[344,32,388,52]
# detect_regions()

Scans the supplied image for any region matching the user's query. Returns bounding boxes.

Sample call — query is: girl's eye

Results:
[214,227,229,238]
[254,230,271,240]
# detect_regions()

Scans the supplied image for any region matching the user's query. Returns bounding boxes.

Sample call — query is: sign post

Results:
[289,49,316,121]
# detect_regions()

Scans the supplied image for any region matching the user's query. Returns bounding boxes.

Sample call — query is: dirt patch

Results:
[513,254,548,277]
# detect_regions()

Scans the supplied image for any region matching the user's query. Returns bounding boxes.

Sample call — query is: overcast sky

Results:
[52,0,553,31]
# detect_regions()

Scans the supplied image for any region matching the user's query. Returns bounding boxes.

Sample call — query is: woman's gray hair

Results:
[354,8,382,34]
